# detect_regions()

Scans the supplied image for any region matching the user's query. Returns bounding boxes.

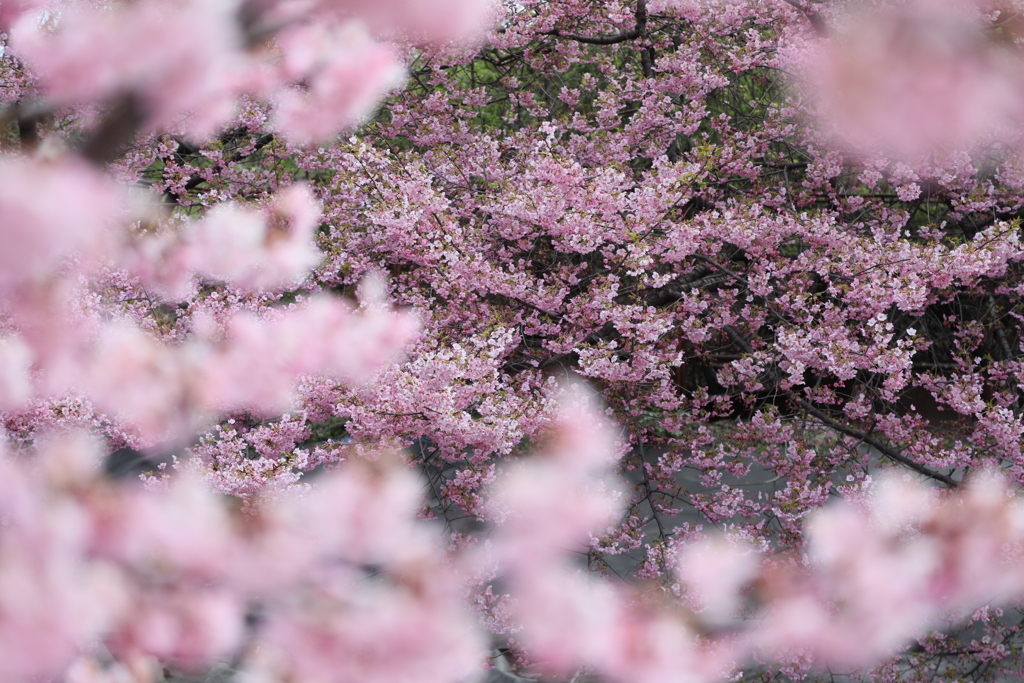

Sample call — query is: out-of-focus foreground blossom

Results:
[0,153,417,442]
[0,433,484,683]
[11,0,1024,681]
[6,0,489,141]
[6,397,1024,683]
[484,402,1024,683]
[0,155,122,293]
[0,0,485,436]
[0,1,487,675]
[791,0,1024,157]
[70,296,419,442]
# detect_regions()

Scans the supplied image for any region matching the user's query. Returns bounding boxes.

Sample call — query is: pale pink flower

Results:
[83,322,187,442]
[231,489,333,594]
[233,458,429,592]
[0,548,126,682]
[188,188,321,292]
[189,185,322,291]
[100,472,240,580]
[796,0,1024,156]
[273,24,404,143]
[0,445,128,683]
[317,0,494,43]
[11,0,242,136]
[257,578,484,683]
[0,0,41,32]
[194,310,306,414]
[541,390,624,473]
[35,431,105,490]
[511,570,624,675]
[107,585,244,670]
[120,225,198,303]
[491,394,624,568]
[306,459,429,562]
[676,536,758,622]
[493,461,622,569]
[0,334,33,411]
[0,156,121,292]
[197,295,416,414]
[870,475,938,534]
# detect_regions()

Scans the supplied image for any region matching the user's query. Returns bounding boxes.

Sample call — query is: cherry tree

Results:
[4,0,1024,682]
[269,0,1024,677]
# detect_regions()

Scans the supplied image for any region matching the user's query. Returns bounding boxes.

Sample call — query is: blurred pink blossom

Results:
[0,156,121,292]
[83,322,187,442]
[794,0,1024,156]
[11,0,242,137]
[676,536,758,623]
[189,184,323,291]
[491,393,624,571]
[0,334,33,411]
[272,25,405,144]
[197,293,418,415]
[255,577,484,683]
[106,586,245,670]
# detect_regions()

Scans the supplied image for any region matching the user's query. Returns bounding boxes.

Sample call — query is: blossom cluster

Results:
[0,431,483,683]
[7,400,1024,683]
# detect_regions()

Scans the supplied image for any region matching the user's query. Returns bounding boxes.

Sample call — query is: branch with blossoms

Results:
[488,402,1024,683]
[3,398,1024,683]
[0,431,485,683]
[0,0,489,674]
[0,0,493,441]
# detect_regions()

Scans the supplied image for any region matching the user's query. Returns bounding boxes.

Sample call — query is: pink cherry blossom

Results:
[792,0,1024,156]
[189,184,323,291]
[0,155,121,292]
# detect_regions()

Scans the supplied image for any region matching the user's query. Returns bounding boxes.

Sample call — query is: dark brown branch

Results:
[0,101,52,154]
[81,93,145,165]
[548,28,641,45]
[778,0,827,35]
[723,326,959,488]
[647,271,730,306]
[641,46,654,78]
[548,0,647,45]
[792,396,960,488]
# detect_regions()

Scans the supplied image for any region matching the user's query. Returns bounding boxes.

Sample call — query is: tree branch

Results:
[792,396,960,488]
[778,0,827,35]
[723,326,959,488]
[548,0,647,45]
[81,93,145,164]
